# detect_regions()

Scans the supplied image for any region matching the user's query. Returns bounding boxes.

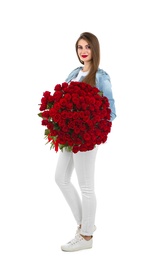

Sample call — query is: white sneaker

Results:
[61,234,93,252]
[76,225,97,235]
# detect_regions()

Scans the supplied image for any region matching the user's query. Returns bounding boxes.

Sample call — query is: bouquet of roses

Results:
[38,81,112,153]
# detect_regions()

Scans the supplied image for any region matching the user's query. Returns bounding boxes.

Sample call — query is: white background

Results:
[0,0,165,259]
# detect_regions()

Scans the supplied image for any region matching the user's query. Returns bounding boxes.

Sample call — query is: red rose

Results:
[38,81,112,153]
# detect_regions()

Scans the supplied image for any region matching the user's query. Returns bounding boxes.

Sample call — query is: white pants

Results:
[55,147,98,236]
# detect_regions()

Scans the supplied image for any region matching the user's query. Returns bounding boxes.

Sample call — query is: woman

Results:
[55,32,116,252]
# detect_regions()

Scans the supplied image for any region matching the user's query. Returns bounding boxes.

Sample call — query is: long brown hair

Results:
[75,32,100,86]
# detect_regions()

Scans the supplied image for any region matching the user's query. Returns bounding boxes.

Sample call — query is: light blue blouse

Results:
[65,66,117,122]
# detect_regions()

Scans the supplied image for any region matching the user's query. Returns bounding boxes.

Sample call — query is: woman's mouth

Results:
[81,55,88,58]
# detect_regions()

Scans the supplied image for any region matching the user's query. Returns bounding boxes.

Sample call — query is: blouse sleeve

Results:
[96,70,117,122]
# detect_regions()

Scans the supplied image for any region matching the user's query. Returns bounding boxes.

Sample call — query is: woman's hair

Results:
[75,32,100,86]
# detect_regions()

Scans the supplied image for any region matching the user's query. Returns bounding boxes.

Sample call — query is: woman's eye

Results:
[86,45,91,49]
[77,45,90,50]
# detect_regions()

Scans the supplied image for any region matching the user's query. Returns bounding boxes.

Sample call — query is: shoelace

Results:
[68,234,83,245]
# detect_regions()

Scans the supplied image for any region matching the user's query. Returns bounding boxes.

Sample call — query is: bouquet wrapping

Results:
[38,81,112,153]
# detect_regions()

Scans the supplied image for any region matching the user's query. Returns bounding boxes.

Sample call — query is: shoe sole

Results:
[61,245,92,252]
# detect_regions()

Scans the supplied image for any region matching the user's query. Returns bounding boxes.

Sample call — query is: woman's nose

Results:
[82,48,87,53]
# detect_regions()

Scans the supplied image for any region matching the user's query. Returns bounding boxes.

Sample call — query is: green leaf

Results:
[38,112,43,117]
[44,129,50,135]
[47,102,54,109]
[50,142,54,150]
[59,145,72,152]
[66,146,72,152]
[51,136,57,141]
[98,91,103,97]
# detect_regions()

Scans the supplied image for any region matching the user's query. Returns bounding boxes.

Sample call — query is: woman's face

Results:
[77,39,92,63]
